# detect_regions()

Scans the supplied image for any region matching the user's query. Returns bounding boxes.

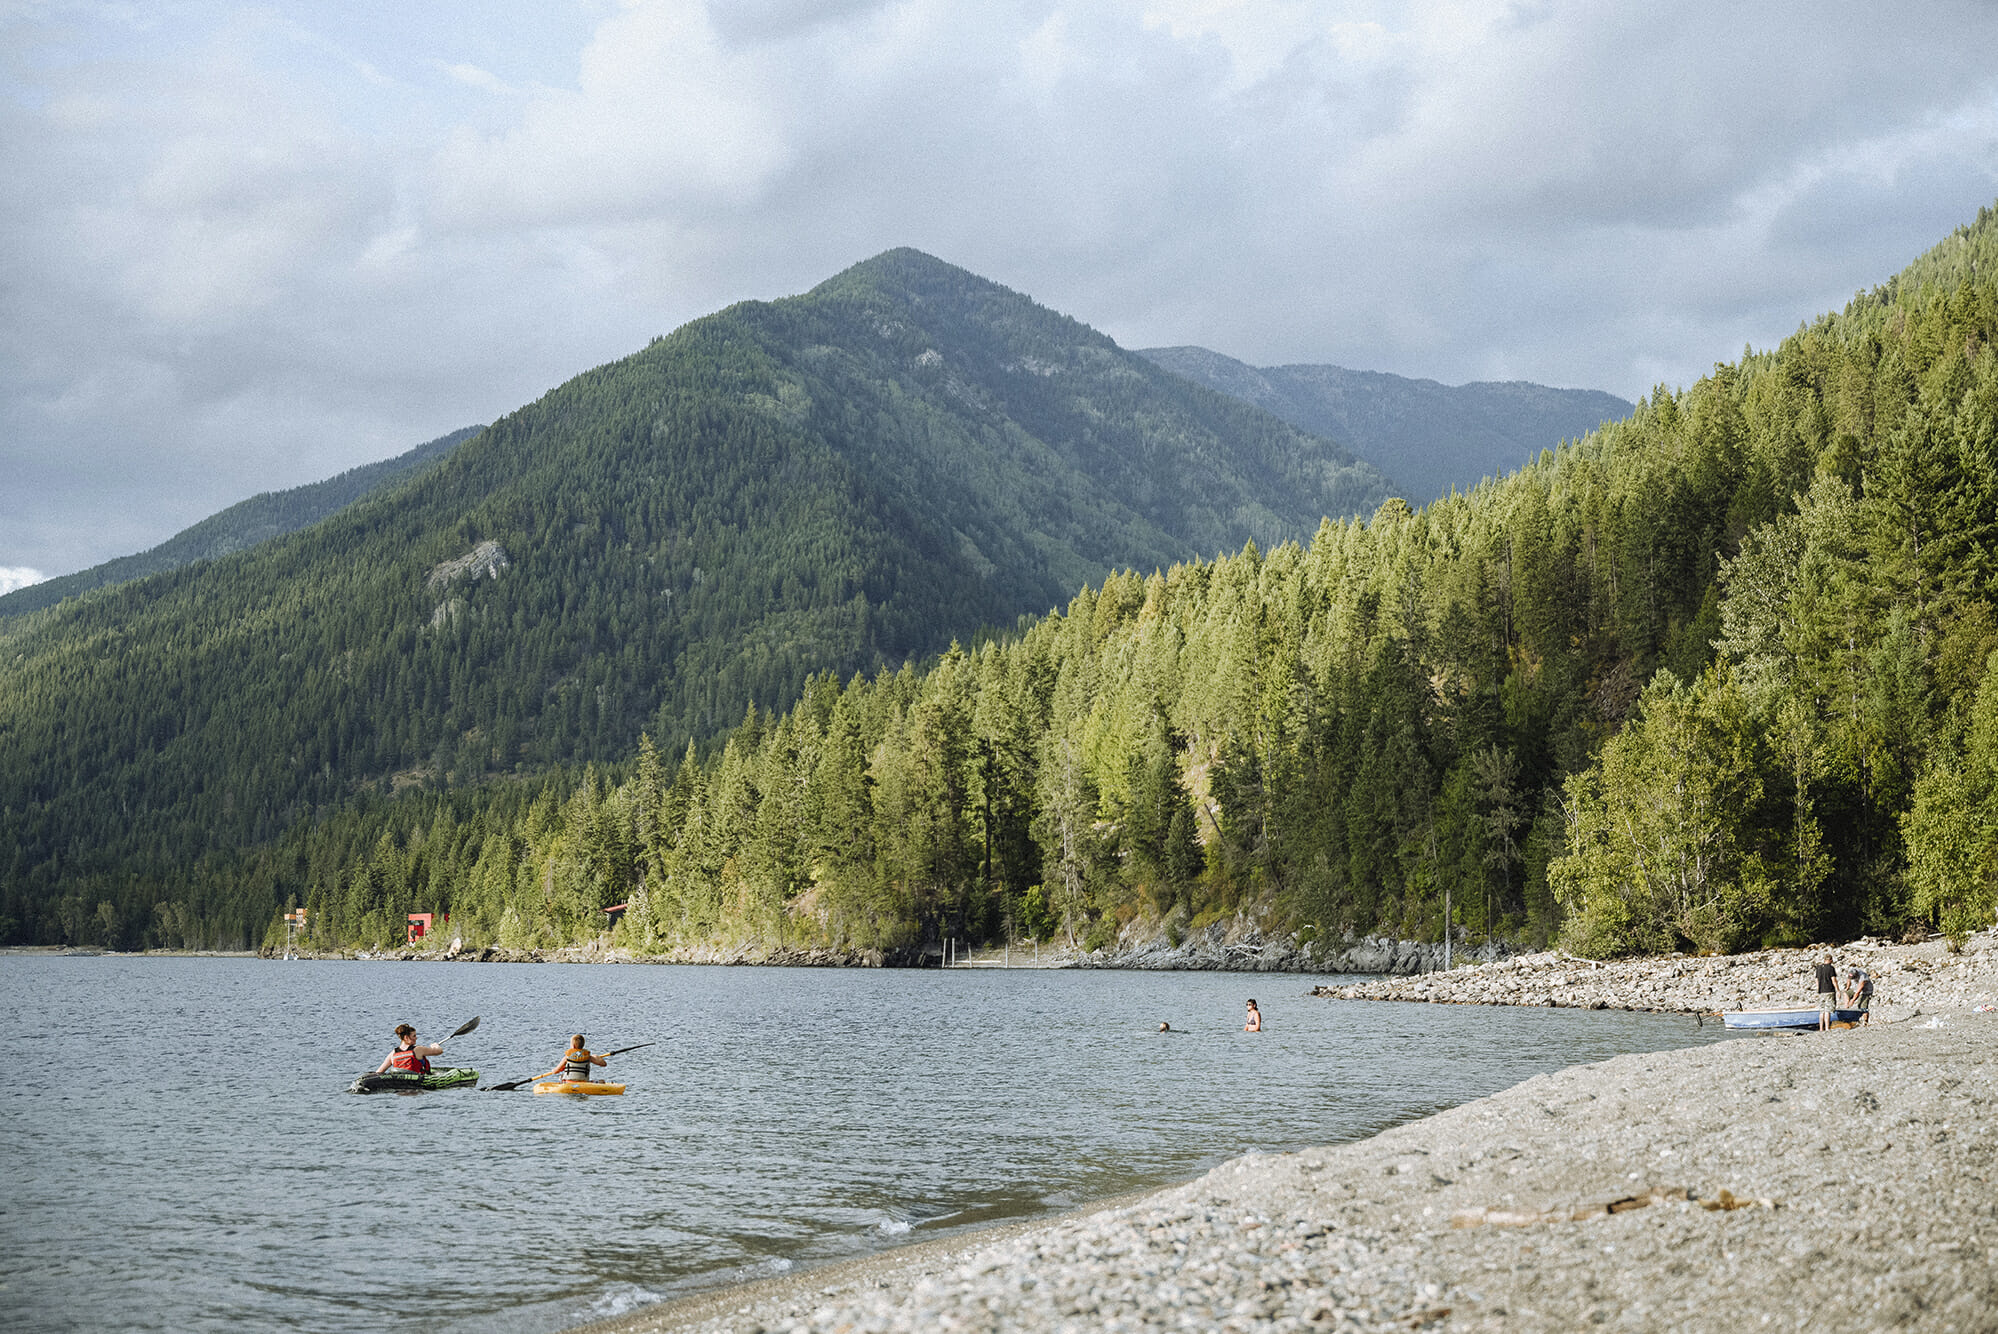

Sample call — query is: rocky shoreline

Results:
[253,919,1507,974]
[1309,930,1998,1020]
[589,1012,1998,1334]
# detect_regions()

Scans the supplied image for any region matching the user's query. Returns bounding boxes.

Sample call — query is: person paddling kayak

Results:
[376,1023,443,1075]
[539,1034,609,1085]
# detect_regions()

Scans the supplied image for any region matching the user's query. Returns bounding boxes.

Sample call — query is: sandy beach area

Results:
[583,958,1998,1334]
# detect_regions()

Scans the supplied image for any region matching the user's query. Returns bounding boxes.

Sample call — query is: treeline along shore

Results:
[590,1007,1998,1334]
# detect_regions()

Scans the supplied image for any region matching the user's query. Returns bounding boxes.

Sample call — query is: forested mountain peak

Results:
[0,248,1391,945]
[806,247,1114,351]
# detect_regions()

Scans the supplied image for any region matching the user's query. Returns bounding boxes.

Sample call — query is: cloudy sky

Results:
[5,1,1998,587]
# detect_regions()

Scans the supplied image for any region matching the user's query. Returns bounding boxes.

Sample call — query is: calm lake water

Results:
[0,956,1730,1331]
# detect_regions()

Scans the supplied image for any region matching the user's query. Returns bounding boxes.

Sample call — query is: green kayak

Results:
[348,1067,479,1094]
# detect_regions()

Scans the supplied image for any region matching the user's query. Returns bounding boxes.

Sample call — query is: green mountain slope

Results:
[1137,346,1632,502]
[0,426,483,618]
[246,203,1998,966]
[0,249,1391,943]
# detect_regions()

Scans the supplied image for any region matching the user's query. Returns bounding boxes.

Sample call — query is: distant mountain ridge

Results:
[0,426,483,618]
[1137,345,1632,502]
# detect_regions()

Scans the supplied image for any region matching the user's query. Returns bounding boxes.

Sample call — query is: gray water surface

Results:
[0,956,1729,1331]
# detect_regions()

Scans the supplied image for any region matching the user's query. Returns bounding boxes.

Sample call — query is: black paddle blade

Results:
[603,1042,656,1058]
[483,1077,532,1091]
[450,1016,481,1039]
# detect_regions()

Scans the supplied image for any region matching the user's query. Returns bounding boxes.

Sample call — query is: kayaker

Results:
[1244,999,1262,1032]
[376,1023,442,1074]
[540,1034,608,1084]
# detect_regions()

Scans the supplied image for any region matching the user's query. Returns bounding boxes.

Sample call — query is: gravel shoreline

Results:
[1309,932,1998,1020]
[583,1004,1997,1333]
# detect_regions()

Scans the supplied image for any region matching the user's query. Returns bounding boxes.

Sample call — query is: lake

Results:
[0,956,1730,1331]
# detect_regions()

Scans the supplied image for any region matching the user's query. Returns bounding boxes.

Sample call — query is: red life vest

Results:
[389,1046,431,1074]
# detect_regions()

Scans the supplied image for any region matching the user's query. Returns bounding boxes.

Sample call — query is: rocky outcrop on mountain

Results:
[426,539,510,589]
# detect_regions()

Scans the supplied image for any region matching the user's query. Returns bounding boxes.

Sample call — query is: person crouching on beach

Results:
[1244,999,1262,1032]
[1814,953,1837,1031]
[541,1034,607,1084]
[1848,967,1874,1025]
[376,1023,442,1074]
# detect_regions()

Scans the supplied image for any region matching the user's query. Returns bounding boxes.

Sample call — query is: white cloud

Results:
[440,62,519,96]
[4,0,1998,577]
[0,567,48,595]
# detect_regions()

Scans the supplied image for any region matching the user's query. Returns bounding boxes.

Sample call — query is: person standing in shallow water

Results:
[1244,999,1262,1032]
[1814,953,1837,1031]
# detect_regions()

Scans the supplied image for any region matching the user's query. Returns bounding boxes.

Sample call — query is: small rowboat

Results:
[533,1080,625,1096]
[1721,1007,1863,1031]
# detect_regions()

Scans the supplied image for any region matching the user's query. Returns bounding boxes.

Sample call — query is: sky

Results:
[5,2,1998,587]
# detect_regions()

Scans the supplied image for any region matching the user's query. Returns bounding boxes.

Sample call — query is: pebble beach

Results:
[585,937,1998,1334]
[1309,933,1998,1019]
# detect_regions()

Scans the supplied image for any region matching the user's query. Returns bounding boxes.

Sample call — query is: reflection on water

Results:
[0,957,1728,1331]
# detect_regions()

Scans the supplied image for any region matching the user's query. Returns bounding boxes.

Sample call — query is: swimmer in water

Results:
[1244,999,1262,1032]
[1158,1021,1171,1032]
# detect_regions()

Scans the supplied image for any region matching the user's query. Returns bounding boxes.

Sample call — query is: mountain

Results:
[0,248,1392,944]
[253,203,1998,966]
[1137,346,1632,503]
[0,426,483,618]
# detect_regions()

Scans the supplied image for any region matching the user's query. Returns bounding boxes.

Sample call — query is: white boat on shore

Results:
[1721,1006,1863,1031]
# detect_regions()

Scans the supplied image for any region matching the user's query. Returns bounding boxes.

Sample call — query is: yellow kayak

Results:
[533,1080,625,1096]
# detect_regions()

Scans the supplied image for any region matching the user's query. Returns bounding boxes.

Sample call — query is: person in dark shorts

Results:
[1847,967,1873,1024]
[1814,953,1837,1030]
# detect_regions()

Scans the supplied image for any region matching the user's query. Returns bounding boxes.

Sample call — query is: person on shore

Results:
[1848,967,1874,1025]
[540,1034,608,1084]
[1814,953,1837,1031]
[375,1023,442,1075]
[1244,999,1262,1032]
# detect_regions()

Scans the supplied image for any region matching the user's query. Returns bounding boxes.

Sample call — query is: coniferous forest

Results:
[8,209,1998,959]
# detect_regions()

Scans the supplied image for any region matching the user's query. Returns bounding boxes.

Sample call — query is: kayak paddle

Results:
[483,1040,657,1091]
[437,1016,480,1049]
